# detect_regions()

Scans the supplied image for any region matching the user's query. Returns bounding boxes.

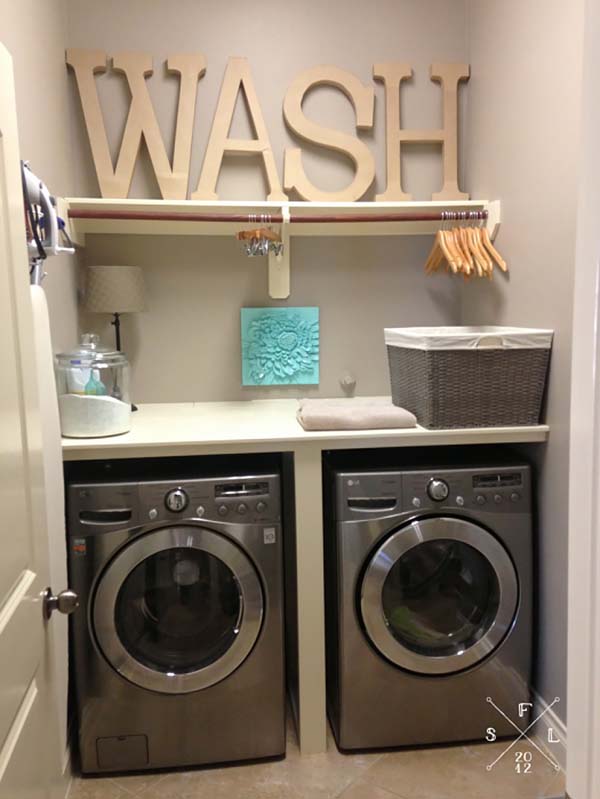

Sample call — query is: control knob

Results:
[165,488,188,513]
[427,478,449,502]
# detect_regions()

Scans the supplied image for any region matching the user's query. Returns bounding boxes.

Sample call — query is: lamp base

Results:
[111,312,122,351]
[109,312,137,410]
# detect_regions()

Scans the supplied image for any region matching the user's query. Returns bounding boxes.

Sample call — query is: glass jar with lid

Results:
[55,333,131,437]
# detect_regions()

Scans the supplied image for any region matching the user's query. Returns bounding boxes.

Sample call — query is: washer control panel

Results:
[336,465,530,521]
[68,473,281,535]
[140,475,280,524]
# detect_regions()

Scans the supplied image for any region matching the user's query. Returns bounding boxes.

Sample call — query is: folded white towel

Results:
[296,397,417,431]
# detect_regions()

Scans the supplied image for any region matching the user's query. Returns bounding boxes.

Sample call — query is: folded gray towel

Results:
[296,397,417,431]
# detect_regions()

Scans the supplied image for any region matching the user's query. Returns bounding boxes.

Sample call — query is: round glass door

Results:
[115,549,242,673]
[94,526,263,693]
[360,517,518,675]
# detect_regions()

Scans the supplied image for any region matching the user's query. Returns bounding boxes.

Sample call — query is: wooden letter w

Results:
[66,49,206,199]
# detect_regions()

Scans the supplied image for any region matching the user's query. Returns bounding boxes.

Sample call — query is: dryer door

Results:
[360,517,518,675]
[93,525,263,694]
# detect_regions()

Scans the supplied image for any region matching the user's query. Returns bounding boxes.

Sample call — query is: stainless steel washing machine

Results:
[324,459,533,750]
[67,470,285,773]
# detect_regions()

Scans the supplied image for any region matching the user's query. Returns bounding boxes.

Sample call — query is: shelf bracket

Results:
[57,197,84,247]
[487,200,501,241]
[269,204,290,299]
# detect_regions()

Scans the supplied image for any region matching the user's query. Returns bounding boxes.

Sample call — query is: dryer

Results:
[324,459,533,750]
[67,467,285,773]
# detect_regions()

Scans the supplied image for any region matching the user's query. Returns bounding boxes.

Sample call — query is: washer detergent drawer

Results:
[96,735,149,770]
[67,482,140,535]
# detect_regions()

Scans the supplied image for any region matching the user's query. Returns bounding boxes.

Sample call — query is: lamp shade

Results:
[85,266,146,314]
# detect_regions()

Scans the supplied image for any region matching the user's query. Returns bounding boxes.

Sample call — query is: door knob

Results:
[43,587,79,620]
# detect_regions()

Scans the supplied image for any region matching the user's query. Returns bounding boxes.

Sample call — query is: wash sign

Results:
[67,51,469,203]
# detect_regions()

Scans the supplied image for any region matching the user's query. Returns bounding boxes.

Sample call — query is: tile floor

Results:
[68,722,565,799]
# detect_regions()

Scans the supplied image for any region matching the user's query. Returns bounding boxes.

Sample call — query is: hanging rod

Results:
[67,210,285,223]
[67,209,489,224]
[291,210,489,223]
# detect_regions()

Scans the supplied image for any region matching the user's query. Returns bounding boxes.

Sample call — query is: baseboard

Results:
[58,715,74,799]
[50,748,71,799]
[288,690,300,743]
[532,691,567,773]
[62,740,71,776]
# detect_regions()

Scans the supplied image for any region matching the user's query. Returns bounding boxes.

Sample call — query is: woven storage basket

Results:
[385,327,553,429]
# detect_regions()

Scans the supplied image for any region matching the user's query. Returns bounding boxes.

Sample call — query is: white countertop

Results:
[61,400,550,461]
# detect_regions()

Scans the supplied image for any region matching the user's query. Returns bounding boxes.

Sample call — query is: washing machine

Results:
[67,465,285,773]
[324,456,533,750]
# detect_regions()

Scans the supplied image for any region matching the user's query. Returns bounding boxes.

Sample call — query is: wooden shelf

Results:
[62,399,547,462]
[61,198,501,299]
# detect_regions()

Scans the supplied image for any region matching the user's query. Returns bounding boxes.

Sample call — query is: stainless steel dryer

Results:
[67,470,285,773]
[324,460,533,750]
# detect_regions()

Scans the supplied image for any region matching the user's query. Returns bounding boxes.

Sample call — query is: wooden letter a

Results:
[66,49,206,199]
[192,57,286,201]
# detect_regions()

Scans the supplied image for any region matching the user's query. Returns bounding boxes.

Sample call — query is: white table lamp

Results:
[85,265,146,351]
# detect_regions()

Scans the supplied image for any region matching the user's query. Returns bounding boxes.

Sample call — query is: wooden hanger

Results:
[236,227,281,243]
[424,231,445,273]
[425,230,456,273]
[473,227,493,276]
[447,229,463,273]
[464,227,483,277]
[441,230,461,273]
[425,219,508,280]
[481,227,507,272]
[456,227,473,275]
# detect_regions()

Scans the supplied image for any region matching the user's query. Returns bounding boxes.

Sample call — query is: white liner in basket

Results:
[384,326,554,351]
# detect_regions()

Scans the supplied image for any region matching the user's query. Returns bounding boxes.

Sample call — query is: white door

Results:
[567,0,600,796]
[0,44,69,799]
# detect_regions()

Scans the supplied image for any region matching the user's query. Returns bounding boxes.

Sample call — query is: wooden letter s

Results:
[283,66,375,202]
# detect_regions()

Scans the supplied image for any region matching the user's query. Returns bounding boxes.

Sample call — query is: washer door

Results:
[360,517,518,675]
[94,526,263,694]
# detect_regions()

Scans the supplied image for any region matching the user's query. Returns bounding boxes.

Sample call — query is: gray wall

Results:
[67,0,468,399]
[0,0,79,352]
[63,0,577,719]
[66,0,469,202]
[79,234,459,402]
[464,0,585,720]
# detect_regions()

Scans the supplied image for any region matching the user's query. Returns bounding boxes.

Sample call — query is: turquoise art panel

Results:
[241,307,320,386]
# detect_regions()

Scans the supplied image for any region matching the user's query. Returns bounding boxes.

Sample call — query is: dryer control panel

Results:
[334,464,531,521]
[402,467,530,515]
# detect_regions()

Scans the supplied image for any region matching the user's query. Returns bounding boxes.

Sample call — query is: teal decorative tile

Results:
[241,307,320,386]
